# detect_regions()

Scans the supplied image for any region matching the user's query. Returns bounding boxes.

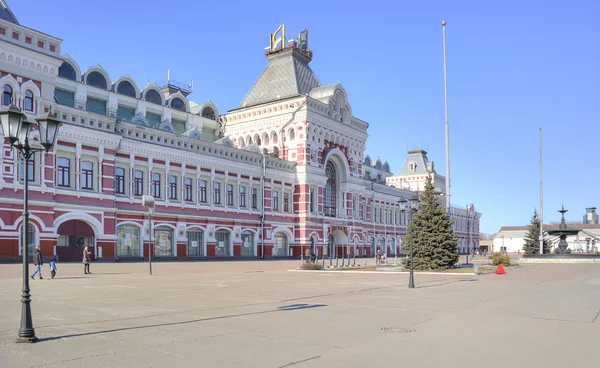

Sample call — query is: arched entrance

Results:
[56,220,96,261]
[154,226,175,257]
[273,232,288,257]
[327,230,348,258]
[241,230,255,256]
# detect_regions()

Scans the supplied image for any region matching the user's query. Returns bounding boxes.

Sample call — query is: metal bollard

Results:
[329,257,332,267]
[347,253,351,267]
[341,253,345,267]
[336,256,339,267]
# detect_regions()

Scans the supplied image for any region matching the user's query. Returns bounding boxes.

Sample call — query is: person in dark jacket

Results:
[31,246,43,280]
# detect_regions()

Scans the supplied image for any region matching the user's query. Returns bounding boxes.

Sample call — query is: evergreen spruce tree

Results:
[523,209,551,254]
[403,177,458,270]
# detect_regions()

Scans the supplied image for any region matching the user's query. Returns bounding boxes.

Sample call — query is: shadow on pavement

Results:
[37,303,327,342]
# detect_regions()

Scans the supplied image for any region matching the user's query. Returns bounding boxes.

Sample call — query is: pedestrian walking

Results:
[31,246,43,280]
[49,256,57,279]
[83,246,92,274]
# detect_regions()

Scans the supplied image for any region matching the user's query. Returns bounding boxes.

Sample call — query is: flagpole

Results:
[442,20,450,210]
[539,127,544,254]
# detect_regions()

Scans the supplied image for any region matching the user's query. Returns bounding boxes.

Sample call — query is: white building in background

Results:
[493,207,600,253]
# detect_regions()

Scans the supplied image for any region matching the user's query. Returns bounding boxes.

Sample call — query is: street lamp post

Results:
[142,195,155,275]
[1,106,61,343]
[400,193,419,289]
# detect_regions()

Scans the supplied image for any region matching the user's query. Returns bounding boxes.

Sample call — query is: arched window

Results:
[24,90,34,112]
[241,231,254,256]
[187,228,204,257]
[22,224,36,256]
[324,161,337,217]
[116,81,136,97]
[201,106,215,120]
[81,161,94,190]
[144,89,163,105]
[383,162,390,172]
[273,233,288,257]
[215,229,230,256]
[57,157,71,187]
[170,97,186,112]
[154,226,174,257]
[327,233,335,258]
[289,129,295,141]
[116,225,141,257]
[375,160,382,170]
[58,62,77,80]
[363,157,371,167]
[2,85,12,106]
[86,71,107,89]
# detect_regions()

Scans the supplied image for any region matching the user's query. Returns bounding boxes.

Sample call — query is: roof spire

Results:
[0,0,19,24]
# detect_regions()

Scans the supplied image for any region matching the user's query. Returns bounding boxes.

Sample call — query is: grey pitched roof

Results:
[396,149,436,176]
[238,48,320,108]
[0,0,19,24]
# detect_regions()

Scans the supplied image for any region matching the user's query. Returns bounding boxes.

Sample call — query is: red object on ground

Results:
[494,264,506,275]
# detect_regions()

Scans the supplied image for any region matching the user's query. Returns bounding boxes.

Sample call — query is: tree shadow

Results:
[37,303,327,342]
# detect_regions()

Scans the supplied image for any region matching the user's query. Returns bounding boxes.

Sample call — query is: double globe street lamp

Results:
[399,193,419,289]
[0,105,61,343]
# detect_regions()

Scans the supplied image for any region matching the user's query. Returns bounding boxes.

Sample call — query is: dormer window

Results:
[408,161,416,173]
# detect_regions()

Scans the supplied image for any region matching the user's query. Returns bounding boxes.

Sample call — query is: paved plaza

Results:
[0,261,598,368]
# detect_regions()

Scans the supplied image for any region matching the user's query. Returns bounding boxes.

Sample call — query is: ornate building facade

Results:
[0,4,480,261]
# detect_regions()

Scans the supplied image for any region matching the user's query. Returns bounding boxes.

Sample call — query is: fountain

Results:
[546,205,581,255]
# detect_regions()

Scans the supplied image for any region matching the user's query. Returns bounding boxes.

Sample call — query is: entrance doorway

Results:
[56,220,95,261]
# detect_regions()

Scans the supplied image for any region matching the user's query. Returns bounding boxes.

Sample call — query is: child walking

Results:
[49,256,57,279]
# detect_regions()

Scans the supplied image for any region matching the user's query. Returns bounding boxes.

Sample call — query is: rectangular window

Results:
[199,180,207,203]
[168,175,177,200]
[171,119,186,134]
[239,186,246,207]
[213,182,221,205]
[81,161,93,190]
[25,36,32,44]
[152,173,161,198]
[54,89,75,107]
[284,193,289,212]
[252,188,258,209]
[134,170,144,196]
[57,157,71,187]
[12,32,19,40]
[146,112,161,128]
[380,208,383,224]
[272,191,279,211]
[227,184,234,206]
[38,40,44,48]
[50,44,56,52]
[86,97,107,116]
[117,105,135,122]
[115,167,125,194]
[184,178,193,201]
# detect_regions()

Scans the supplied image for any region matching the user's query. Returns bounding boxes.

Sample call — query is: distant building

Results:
[493,210,600,253]
[386,149,482,254]
[583,207,599,225]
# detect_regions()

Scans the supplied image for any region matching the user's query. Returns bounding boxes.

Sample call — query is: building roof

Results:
[396,149,436,176]
[498,223,600,232]
[0,0,18,24]
[238,47,320,108]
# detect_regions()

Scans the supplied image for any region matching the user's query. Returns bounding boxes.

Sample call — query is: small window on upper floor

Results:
[170,97,186,112]
[87,71,107,90]
[116,81,136,98]
[145,89,163,105]
[201,106,215,120]
[58,62,77,81]
[24,90,34,112]
[2,85,13,106]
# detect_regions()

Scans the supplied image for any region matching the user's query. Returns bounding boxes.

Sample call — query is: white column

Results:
[165,159,170,204]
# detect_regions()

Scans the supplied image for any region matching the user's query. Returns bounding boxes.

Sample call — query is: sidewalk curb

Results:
[288,269,478,276]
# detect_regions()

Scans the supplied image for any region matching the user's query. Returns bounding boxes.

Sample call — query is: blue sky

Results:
[11,0,599,233]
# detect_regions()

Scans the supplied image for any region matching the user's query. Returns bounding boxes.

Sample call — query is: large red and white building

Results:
[0,3,480,262]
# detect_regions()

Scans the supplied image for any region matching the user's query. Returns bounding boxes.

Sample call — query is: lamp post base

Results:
[408,273,415,289]
[16,335,37,343]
